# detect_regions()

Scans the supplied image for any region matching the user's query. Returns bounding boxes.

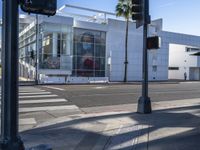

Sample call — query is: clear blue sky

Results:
[0,0,200,36]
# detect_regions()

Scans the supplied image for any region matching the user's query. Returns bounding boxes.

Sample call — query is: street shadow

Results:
[21,104,200,150]
[129,105,200,150]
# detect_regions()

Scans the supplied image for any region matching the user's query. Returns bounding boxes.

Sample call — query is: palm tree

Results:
[116,0,132,82]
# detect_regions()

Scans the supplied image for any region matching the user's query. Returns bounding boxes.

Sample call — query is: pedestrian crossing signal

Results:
[20,0,57,16]
[147,36,161,50]
[30,50,34,59]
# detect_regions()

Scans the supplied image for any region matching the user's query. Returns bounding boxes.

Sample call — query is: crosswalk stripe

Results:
[19,95,58,99]
[0,99,67,105]
[43,86,65,91]
[19,90,46,92]
[19,99,67,104]
[19,118,37,125]
[19,92,51,95]
[0,90,47,94]
[0,92,52,96]
[0,87,81,115]
[19,105,79,113]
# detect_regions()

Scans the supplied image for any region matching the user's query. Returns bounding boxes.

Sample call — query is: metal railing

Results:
[57,4,117,24]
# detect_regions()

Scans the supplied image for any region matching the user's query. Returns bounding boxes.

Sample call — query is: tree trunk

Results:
[124,19,129,82]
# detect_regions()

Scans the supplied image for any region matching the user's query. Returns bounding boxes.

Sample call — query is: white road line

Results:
[19,90,46,93]
[19,99,67,104]
[94,87,106,89]
[0,90,47,94]
[19,105,79,113]
[0,99,67,105]
[43,86,65,91]
[19,95,58,99]
[19,92,51,95]
[19,118,37,125]
[0,92,52,96]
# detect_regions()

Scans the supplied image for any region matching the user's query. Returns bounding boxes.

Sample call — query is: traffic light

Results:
[20,0,57,16]
[30,50,34,59]
[132,0,151,28]
[132,0,144,21]
[147,36,161,50]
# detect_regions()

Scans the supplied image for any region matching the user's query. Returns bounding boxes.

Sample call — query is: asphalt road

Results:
[40,82,200,108]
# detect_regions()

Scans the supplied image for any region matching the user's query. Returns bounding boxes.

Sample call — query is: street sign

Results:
[20,0,57,16]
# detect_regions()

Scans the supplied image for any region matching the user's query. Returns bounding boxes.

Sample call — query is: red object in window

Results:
[84,58,100,69]
[84,59,93,69]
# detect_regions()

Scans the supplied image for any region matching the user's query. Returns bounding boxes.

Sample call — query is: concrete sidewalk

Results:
[21,98,200,150]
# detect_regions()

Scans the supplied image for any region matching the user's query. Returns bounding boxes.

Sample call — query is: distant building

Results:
[169,44,200,80]
[17,5,200,83]
[0,39,1,65]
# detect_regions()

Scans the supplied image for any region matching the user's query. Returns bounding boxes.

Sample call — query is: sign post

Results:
[137,0,152,114]
[0,0,25,149]
[0,0,57,149]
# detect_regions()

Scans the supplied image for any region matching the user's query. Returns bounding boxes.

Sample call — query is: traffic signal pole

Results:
[137,0,152,113]
[0,0,25,149]
[0,0,57,149]
[35,14,39,84]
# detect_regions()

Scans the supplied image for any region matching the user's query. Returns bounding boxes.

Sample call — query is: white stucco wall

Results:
[107,19,167,81]
[107,19,143,81]
[168,44,200,80]
[159,31,200,80]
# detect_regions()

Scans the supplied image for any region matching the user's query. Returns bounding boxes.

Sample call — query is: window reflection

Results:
[39,32,72,70]
[73,28,106,77]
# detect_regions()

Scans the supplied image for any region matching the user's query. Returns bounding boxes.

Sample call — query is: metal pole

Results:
[137,0,152,114]
[35,14,39,84]
[143,23,148,98]
[0,0,25,149]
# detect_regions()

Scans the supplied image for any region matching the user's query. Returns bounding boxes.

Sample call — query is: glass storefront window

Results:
[95,58,105,71]
[42,33,53,55]
[95,44,106,57]
[39,54,60,69]
[39,29,72,70]
[73,28,106,77]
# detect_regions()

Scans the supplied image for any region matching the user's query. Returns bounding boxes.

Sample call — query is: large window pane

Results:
[39,31,72,70]
[76,56,94,71]
[76,70,94,77]
[94,32,106,45]
[73,28,106,77]
[95,44,105,58]
[95,58,105,71]
[95,71,105,77]
[42,33,53,55]
[39,54,60,69]
[75,42,94,57]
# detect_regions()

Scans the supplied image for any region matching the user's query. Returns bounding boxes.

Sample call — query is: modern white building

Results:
[17,5,200,84]
[169,44,200,80]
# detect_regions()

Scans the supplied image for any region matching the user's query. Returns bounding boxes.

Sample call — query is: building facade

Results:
[18,10,200,84]
[169,44,200,80]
